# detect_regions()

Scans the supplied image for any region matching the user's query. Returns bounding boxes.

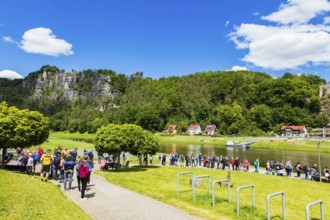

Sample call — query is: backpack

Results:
[42,153,51,165]
[54,155,61,167]
[79,164,90,178]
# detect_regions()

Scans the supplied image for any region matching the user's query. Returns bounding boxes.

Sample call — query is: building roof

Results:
[188,124,200,130]
[168,125,178,129]
[204,124,216,132]
[281,125,306,132]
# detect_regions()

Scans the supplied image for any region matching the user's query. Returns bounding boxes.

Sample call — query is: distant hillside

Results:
[0,66,328,135]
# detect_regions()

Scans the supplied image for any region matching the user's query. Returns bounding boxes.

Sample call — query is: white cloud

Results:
[324,16,330,24]
[225,21,230,27]
[230,66,248,71]
[253,12,259,16]
[3,36,15,43]
[0,70,24,79]
[20,27,73,56]
[262,0,330,25]
[230,0,330,70]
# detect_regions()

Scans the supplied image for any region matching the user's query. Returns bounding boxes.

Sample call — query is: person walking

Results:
[63,151,76,190]
[40,149,52,182]
[79,155,92,201]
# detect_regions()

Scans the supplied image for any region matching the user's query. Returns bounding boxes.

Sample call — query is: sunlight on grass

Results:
[0,170,91,220]
[96,166,330,220]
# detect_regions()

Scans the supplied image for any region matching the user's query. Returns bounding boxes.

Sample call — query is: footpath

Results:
[54,163,203,220]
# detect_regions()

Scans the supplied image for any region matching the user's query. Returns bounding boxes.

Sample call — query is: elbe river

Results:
[160,143,330,169]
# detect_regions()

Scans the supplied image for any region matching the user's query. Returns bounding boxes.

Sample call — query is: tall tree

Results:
[0,102,49,168]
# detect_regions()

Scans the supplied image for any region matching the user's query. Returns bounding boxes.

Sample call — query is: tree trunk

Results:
[145,153,148,168]
[1,148,6,169]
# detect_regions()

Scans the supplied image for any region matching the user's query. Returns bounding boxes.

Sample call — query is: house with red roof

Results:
[167,125,178,134]
[187,124,201,135]
[280,125,307,137]
[204,124,217,136]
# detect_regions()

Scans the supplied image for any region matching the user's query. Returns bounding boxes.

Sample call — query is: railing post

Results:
[176,171,194,195]
[236,184,255,216]
[192,175,210,200]
[212,179,230,208]
[266,192,285,220]
[305,200,324,220]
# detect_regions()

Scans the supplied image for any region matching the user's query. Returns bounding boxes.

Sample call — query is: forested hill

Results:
[0,65,329,135]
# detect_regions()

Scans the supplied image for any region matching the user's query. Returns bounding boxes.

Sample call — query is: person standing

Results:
[26,153,34,177]
[295,162,301,178]
[40,149,52,182]
[79,155,92,201]
[63,152,76,190]
[254,158,259,173]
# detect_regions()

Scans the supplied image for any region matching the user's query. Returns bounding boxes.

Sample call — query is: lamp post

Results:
[317,141,321,183]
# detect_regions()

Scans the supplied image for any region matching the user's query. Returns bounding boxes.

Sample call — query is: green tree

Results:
[94,124,159,167]
[0,102,49,168]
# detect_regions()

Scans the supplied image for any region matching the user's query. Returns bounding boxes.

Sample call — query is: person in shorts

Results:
[40,149,52,182]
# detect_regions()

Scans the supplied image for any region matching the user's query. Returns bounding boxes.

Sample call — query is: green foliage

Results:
[95,124,160,156]
[0,102,49,168]
[0,66,328,136]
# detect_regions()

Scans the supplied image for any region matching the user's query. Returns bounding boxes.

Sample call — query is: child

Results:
[26,153,34,177]
[100,157,107,170]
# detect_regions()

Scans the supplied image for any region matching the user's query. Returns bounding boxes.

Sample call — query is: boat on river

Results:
[226,140,254,149]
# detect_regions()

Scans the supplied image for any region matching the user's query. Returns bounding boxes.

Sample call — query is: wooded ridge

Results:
[0,65,329,136]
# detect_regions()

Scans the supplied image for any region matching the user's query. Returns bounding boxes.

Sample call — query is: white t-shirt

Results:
[27,157,34,166]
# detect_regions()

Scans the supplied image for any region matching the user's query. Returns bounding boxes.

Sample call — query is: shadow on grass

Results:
[101,165,161,173]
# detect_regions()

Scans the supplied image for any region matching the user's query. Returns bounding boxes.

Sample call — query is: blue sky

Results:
[1,0,330,82]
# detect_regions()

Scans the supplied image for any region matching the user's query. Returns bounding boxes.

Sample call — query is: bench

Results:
[104,161,130,170]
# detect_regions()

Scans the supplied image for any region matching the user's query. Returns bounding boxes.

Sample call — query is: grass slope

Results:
[96,166,330,220]
[0,170,91,220]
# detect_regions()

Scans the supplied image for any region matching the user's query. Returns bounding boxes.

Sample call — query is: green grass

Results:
[0,170,92,220]
[96,166,330,220]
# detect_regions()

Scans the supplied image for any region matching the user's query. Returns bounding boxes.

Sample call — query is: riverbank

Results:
[157,135,330,153]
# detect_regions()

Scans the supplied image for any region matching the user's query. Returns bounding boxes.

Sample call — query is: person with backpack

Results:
[40,149,52,182]
[63,151,76,190]
[79,155,92,201]
[52,154,61,180]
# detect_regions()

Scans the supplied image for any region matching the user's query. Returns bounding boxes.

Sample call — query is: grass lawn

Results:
[0,170,91,220]
[96,165,330,220]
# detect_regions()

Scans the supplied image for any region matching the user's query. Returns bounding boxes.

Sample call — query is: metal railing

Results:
[212,179,230,208]
[266,192,285,220]
[236,184,255,216]
[305,200,324,220]
[192,175,210,200]
[176,171,194,195]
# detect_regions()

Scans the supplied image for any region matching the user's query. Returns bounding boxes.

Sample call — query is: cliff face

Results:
[32,70,114,100]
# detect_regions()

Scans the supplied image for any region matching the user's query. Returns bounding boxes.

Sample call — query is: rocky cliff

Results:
[32,70,114,101]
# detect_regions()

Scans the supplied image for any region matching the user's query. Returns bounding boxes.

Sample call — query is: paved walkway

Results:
[53,164,203,220]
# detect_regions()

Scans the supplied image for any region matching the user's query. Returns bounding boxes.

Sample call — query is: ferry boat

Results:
[226,140,254,149]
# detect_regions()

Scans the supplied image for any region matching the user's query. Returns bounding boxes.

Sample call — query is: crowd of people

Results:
[160,152,330,183]
[16,146,94,201]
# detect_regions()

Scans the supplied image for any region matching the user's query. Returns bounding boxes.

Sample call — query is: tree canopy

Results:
[94,124,160,166]
[0,102,49,168]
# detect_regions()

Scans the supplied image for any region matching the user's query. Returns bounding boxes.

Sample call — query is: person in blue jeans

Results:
[254,158,259,173]
[63,151,76,190]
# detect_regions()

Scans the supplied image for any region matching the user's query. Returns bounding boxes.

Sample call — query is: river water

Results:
[160,143,330,168]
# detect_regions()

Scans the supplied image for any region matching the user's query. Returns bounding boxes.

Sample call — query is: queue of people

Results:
[16,146,93,201]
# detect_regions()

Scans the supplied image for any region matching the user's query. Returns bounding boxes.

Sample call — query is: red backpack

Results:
[79,164,89,178]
